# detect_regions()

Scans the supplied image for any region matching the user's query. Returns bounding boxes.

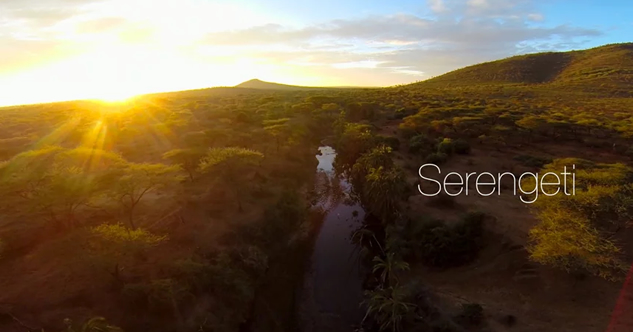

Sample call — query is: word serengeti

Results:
[418,164,576,204]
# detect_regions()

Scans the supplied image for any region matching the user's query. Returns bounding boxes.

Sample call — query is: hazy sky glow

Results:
[0,0,631,106]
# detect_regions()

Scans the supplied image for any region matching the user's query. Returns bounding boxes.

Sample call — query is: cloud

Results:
[527,13,545,21]
[199,2,602,82]
[428,0,448,13]
[0,0,608,87]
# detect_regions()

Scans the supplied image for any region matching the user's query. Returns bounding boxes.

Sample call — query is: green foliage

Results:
[524,159,633,279]
[452,139,471,155]
[0,146,124,229]
[199,147,263,170]
[63,316,123,332]
[372,252,410,286]
[364,166,407,222]
[403,212,485,267]
[103,162,183,229]
[437,138,454,154]
[162,148,206,181]
[351,145,394,189]
[513,154,552,168]
[362,286,416,332]
[89,223,166,280]
[408,134,436,155]
[334,122,376,170]
[376,135,401,151]
[198,147,264,211]
[425,152,448,164]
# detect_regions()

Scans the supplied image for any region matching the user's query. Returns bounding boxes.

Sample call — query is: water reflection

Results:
[299,146,366,332]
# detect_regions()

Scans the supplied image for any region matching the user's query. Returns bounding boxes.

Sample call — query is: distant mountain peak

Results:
[235,79,316,91]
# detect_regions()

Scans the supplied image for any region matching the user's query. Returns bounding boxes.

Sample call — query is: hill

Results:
[234,79,376,91]
[235,79,326,90]
[413,43,633,92]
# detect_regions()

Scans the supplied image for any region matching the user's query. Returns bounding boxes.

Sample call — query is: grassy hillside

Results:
[414,43,633,93]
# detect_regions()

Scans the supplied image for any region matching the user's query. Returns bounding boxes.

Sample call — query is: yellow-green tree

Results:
[103,163,183,229]
[163,148,206,181]
[198,147,264,211]
[89,223,166,281]
[0,146,124,229]
[523,158,633,280]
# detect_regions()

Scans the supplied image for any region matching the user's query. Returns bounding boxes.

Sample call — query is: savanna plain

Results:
[0,43,633,332]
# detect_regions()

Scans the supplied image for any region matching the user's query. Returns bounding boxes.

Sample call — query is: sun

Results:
[93,87,137,104]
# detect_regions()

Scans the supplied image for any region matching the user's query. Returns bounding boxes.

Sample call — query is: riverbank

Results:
[297,146,367,332]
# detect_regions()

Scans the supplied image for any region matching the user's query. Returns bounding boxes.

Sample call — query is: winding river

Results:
[298,146,367,332]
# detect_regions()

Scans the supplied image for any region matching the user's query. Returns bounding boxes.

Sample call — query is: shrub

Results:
[376,135,401,151]
[409,134,436,155]
[452,139,471,155]
[437,138,454,154]
[425,152,448,164]
[405,212,485,267]
[513,154,552,168]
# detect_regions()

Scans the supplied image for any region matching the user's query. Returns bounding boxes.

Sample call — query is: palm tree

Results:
[361,286,416,332]
[372,252,410,287]
[363,166,406,223]
[351,227,385,254]
[63,317,123,332]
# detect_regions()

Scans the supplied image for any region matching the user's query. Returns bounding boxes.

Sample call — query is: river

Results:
[298,146,367,332]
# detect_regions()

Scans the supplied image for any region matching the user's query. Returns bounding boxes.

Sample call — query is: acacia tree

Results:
[162,148,206,181]
[524,158,633,280]
[263,118,291,153]
[89,223,166,282]
[103,163,183,229]
[198,147,264,212]
[0,146,124,229]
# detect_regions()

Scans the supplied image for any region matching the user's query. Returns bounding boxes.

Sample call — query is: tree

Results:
[524,158,633,280]
[361,286,416,332]
[351,145,394,190]
[103,163,183,229]
[63,316,124,332]
[335,123,376,170]
[364,166,407,223]
[89,223,166,282]
[372,252,410,287]
[0,146,124,229]
[163,148,206,181]
[263,118,291,153]
[198,147,264,211]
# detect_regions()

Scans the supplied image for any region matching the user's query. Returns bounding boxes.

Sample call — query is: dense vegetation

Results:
[0,42,632,331]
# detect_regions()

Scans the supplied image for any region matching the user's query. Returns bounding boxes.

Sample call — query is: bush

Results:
[405,212,485,267]
[452,139,471,155]
[425,152,448,164]
[376,135,401,151]
[409,134,436,155]
[437,138,454,154]
[513,154,552,168]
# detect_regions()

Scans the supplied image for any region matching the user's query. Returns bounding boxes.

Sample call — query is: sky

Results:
[0,0,631,106]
